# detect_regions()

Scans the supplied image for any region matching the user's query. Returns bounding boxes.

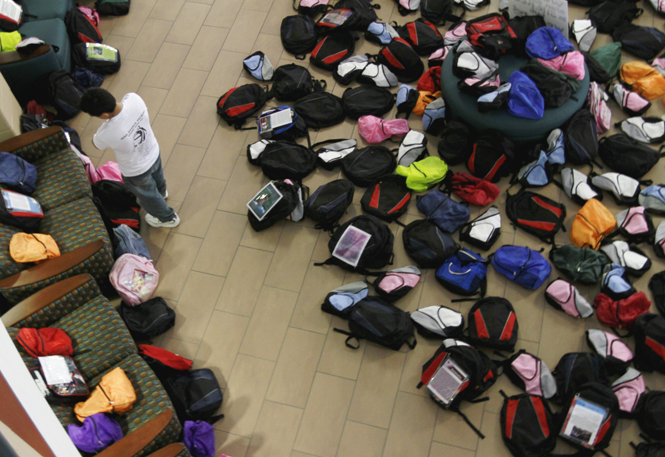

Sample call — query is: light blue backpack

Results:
[113,224,151,259]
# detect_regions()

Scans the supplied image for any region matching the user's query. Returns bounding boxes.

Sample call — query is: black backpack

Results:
[550,244,607,284]
[553,352,609,403]
[342,85,395,119]
[72,42,121,74]
[247,180,302,232]
[118,297,175,341]
[48,70,85,120]
[397,18,445,56]
[340,146,396,187]
[333,296,416,350]
[509,15,546,56]
[272,64,323,101]
[649,272,665,316]
[420,0,464,25]
[304,179,354,230]
[612,23,665,60]
[635,391,665,440]
[310,32,356,71]
[216,84,269,128]
[293,92,346,129]
[360,175,412,222]
[250,141,317,180]
[506,189,566,244]
[500,392,556,457]
[467,296,518,351]
[163,369,224,424]
[95,0,130,15]
[588,1,643,34]
[633,313,665,374]
[564,108,599,165]
[92,179,141,232]
[281,15,318,58]
[335,0,379,31]
[316,7,361,34]
[313,138,357,170]
[598,134,662,179]
[466,130,515,182]
[438,119,472,165]
[583,51,612,84]
[631,440,665,457]
[65,7,102,45]
[521,60,579,108]
[377,37,425,83]
[402,219,459,268]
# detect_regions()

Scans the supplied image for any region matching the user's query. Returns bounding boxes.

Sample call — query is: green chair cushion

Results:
[18,18,71,72]
[33,150,92,211]
[21,0,75,22]
[0,224,26,279]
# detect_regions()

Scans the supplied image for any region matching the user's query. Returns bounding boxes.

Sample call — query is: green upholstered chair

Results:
[20,0,75,22]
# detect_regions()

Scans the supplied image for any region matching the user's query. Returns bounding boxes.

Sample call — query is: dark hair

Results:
[79,88,116,117]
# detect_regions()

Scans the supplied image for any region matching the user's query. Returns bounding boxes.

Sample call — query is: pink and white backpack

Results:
[368,266,421,302]
[109,253,159,306]
[537,51,586,81]
[77,6,100,26]
[503,350,557,399]
[615,206,655,243]
[611,84,651,117]
[358,115,410,144]
[428,47,450,67]
[586,82,612,134]
[649,0,665,17]
[586,329,634,374]
[544,279,594,318]
[611,367,645,415]
[444,22,467,46]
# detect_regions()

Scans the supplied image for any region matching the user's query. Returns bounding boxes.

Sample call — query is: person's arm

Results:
[92,132,107,151]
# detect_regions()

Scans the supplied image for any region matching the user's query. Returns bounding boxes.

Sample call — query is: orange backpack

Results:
[570,199,616,250]
[74,367,136,421]
[413,90,441,116]
[9,233,60,263]
[620,62,665,100]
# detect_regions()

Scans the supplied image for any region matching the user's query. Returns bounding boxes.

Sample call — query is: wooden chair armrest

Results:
[145,443,187,457]
[0,126,62,153]
[0,240,105,291]
[2,274,93,327]
[0,45,52,66]
[96,410,174,457]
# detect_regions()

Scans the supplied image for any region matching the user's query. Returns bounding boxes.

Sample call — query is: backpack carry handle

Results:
[310,138,350,150]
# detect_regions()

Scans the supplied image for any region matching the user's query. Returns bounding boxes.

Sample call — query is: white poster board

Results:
[509,0,569,38]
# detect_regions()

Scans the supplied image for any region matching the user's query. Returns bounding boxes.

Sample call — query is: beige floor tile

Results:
[382,392,438,457]
[201,50,246,97]
[165,271,224,344]
[503,280,545,344]
[216,246,273,316]
[103,35,135,59]
[137,86,169,117]
[432,400,484,451]
[197,310,249,387]
[110,0,157,37]
[215,429,251,457]
[218,354,275,437]
[142,43,191,89]
[106,60,151,99]
[99,16,118,37]
[263,224,318,292]
[158,337,200,361]
[177,95,220,148]
[158,68,208,117]
[204,0,243,28]
[266,328,325,408]
[151,114,187,164]
[260,0,295,36]
[289,264,345,334]
[222,9,267,53]
[149,0,185,21]
[154,233,202,300]
[347,345,405,429]
[239,220,285,252]
[199,123,250,181]
[476,412,513,457]
[218,155,268,214]
[163,144,206,201]
[239,286,298,360]
[165,2,211,45]
[317,317,366,380]
[183,26,229,71]
[242,0,273,12]
[125,19,173,62]
[336,421,387,457]
[537,308,586,369]
[429,443,475,457]
[172,176,226,237]
[291,452,318,457]
[293,373,355,457]
[193,210,247,277]
[247,401,303,457]
[398,336,442,397]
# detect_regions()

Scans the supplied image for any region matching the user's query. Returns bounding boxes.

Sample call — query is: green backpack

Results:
[590,42,622,77]
[396,156,448,192]
[550,244,608,285]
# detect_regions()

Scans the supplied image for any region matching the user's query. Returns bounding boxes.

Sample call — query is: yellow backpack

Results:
[570,199,616,250]
[620,61,665,100]
[9,233,60,263]
[0,31,22,52]
[74,367,136,421]
[396,156,448,192]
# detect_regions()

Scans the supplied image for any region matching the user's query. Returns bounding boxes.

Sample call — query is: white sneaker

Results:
[145,213,180,228]
[162,190,169,200]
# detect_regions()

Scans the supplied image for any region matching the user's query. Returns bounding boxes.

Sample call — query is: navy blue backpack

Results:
[113,224,151,259]
[435,248,489,297]
[506,71,544,120]
[0,152,38,195]
[491,245,551,290]
[416,190,470,233]
[525,26,575,60]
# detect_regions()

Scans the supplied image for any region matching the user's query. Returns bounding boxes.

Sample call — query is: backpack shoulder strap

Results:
[333,328,361,349]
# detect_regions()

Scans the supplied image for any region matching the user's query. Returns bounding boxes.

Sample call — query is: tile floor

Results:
[71,0,665,455]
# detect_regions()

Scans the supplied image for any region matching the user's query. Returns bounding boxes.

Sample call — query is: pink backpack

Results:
[544,279,594,318]
[504,350,557,399]
[586,82,612,133]
[611,84,651,117]
[444,22,467,45]
[537,51,586,80]
[586,329,634,374]
[611,367,645,414]
[358,116,410,144]
[616,206,654,242]
[109,254,159,306]
[77,6,100,26]
[428,47,449,67]
[94,162,123,183]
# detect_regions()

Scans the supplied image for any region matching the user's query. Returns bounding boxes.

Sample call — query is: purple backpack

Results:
[184,421,215,457]
[67,413,123,453]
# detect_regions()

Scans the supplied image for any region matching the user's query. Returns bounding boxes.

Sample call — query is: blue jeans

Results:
[122,156,175,222]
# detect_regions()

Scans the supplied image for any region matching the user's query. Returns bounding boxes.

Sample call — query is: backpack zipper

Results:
[576,212,601,245]
[514,249,531,278]
[91,416,103,446]
[545,28,558,53]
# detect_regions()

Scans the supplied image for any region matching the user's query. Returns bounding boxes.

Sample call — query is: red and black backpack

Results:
[466,130,515,183]
[467,297,518,351]
[376,37,425,83]
[633,313,665,374]
[506,189,567,244]
[216,84,270,129]
[465,13,516,59]
[500,392,556,457]
[360,175,412,223]
[65,7,102,45]
[397,18,445,56]
[310,32,357,71]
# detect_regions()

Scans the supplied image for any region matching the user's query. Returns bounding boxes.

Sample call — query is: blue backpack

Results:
[113,224,151,259]
[507,71,544,120]
[0,152,38,194]
[416,189,470,233]
[396,84,418,118]
[491,245,551,290]
[514,151,551,187]
[435,248,488,297]
[525,27,574,60]
[422,97,446,135]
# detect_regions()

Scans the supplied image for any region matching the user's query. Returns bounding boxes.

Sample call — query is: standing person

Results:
[78,88,180,228]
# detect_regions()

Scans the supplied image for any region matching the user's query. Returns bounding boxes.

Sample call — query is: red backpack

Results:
[17,328,73,357]
[593,292,651,330]
[448,172,500,206]
[138,344,193,371]
[465,13,516,59]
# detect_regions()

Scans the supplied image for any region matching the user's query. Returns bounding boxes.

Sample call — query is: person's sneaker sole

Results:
[145,213,180,228]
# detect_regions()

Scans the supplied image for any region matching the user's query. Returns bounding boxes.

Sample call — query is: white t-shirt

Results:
[93,93,159,177]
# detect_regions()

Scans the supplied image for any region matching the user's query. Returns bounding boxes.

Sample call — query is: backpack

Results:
[559,167,603,206]
[466,296,518,351]
[522,62,576,109]
[243,51,274,81]
[396,156,449,192]
[310,32,356,71]
[321,281,368,318]
[452,42,500,93]
[294,0,330,16]
[525,26,574,60]
[163,369,224,424]
[48,70,85,120]
[342,86,395,119]
[397,130,428,167]
[422,97,446,134]
[0,189,42,232]
[110,254,159,306]
[590,42,623,78]
[340,146,396,187]
[620,61,665,100]
[65,7,102,45]
[437,120,472,165]
[586,329,634,375]
[72,67,104,88]
[542,128,566,165]
[459,205,502,251]
[247,180,302,232]
[183,421,215,457]
[304,179,354,230]
[335,0,379,31]
[537,50,586,81]
[251,141,317,180]
[256,106,308,142]
[216,84,269,128]
[358,116,410,144]
[376,37,425,83]
[502,350,557,399]
[641,185,665,214]
[333,296,417,350]
[466,130,515,182]
[397,18,445,55]
[563,108,598,165]
[591,172,642,206]
[598,132,662,178]
[293,92,345,130]
[514,151,552,188]
[316,8,360,34]
[118,297,175,340]
[0,152,37,194]
[506,189,566,244]
[318,215,394,272]
[448,172,501,206]
[593,291,651,330]
[631,440,665,457]
[614,372,648,415]
[586,82,612,133]
[410,305,465,338]
[500,392,557,457]
[435,248,488,296]
[68,414,123,454]
[492,245,551,290]
[465,13,516,59]
[365,21,399,45]
[477,82,511,112]
[651,270,665,315]
[583,51,612,84]
[73,368,135,418]
[416,190,469,233]
[550,244,607,284]
[113,224,150,259]
[545,279,594,318]
[420,0,464,25]
[313,139,357,170]
[571,18,597,52]
[601,263,636,301]
[272,64,320,101]
[509,15,546,56]
[367,265,422,302]
[356,62,399,88]
[95,0,130,15]
[91,184,141,233]
[612,23,665,60]
[553,353,609,402]
[634,313,665,373]
[395,0,419,15]
[635,390,665,438]
[9,233,60,263]
[360,175,412,222]
[72,42,121,74]
[588,0,642,34]
[428,46,449,68]
[17,328,73,357]
[402,219,459,268]
[615,206,655,244]
[139,344,193,377]
[616,117,665,144]
[570,198,616,250]
[281,15,318,58]
[656,221,665,258]
[396,84,419,117]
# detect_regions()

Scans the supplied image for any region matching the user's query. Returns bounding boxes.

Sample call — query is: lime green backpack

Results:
[396,156,448,192]
[590,42,622,77]
[0,32,22,52]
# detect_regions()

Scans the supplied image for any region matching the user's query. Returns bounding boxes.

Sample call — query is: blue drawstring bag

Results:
[243,51,274,81]
[515,151,551,187]
[422,97,446,135]
[525,26,574,60]
[113,224,151,259]
[543,128,565,165]
[0,152,38,194]
[416,189,470,233]
[366,21,398,45]
[601,264,636,300]
[72,67,104,88]
[507,71,544,120]
[491,245,551,290]
[396,84,418,117]
[435,248,488,297]
[68,413,123,454]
